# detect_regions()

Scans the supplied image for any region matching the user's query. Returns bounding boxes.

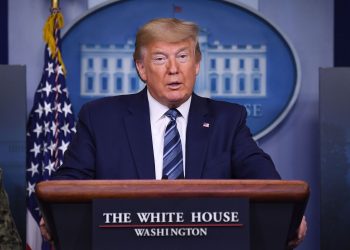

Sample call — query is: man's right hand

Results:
[39,217,52,242]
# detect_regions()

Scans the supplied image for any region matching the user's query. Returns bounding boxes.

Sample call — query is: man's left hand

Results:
[288,216,307,249]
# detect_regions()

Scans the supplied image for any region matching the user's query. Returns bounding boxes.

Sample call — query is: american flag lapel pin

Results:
[202,122,210,128]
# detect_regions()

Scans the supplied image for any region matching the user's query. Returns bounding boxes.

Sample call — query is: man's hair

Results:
[133,18,202,62]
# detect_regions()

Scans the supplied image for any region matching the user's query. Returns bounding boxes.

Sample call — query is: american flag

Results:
[173,4,183,13]
[26,8,75,250]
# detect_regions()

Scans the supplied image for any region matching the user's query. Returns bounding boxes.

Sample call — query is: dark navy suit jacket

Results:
[53,88,280,180]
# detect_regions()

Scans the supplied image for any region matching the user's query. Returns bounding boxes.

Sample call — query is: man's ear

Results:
[135,60,147,82]
[195,61,200,76]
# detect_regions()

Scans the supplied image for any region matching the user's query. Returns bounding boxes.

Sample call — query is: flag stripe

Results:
[26,210,42,250]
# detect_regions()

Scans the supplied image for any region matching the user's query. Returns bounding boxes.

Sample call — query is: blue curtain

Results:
[0,0,8,64]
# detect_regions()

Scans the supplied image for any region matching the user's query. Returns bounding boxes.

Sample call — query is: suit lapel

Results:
[124,89,155,179]
[186,94,213,179]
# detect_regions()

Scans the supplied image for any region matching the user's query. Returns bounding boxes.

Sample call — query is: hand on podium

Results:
[288,216,307,249]
[40,217,54,248]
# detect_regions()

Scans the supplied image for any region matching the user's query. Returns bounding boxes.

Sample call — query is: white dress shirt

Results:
[147,90,191,180]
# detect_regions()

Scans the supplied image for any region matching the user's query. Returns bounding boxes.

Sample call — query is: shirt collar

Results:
[147,89,192,123]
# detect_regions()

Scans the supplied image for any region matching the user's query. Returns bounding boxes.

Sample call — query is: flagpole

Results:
[51,0,59,11]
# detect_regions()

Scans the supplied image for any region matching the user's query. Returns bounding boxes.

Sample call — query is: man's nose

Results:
[167,57,179,75]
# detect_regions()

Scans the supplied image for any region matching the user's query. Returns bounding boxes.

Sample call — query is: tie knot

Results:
[165,109,180,121]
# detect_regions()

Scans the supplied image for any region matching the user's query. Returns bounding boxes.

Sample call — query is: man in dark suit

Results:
[53,18,280,181]
[48,18,306,248]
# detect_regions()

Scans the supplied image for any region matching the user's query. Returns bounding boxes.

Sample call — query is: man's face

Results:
[136,39,200,108]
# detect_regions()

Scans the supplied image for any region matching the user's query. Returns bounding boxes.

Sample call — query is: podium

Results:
[36,180,309,250]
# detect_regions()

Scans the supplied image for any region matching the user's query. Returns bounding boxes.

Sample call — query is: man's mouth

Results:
[167,81,182,89]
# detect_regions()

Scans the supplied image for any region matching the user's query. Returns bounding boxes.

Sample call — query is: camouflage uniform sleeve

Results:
[0,168,22,250]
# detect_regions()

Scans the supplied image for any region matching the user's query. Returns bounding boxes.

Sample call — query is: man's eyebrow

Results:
[151,46,191,56]
[151,50,167,56]
[176,47,190,54]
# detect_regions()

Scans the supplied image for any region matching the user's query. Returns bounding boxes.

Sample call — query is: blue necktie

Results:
[162,109,184,179]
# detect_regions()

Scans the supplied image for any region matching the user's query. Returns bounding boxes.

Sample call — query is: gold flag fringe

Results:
[43,12,66,75]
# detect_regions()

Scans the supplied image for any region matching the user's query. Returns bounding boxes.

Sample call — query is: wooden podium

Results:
[36,180,309,250]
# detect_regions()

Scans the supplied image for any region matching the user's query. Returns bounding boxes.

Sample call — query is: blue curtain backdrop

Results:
[0,0,8,64]
[334,0,350,66]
